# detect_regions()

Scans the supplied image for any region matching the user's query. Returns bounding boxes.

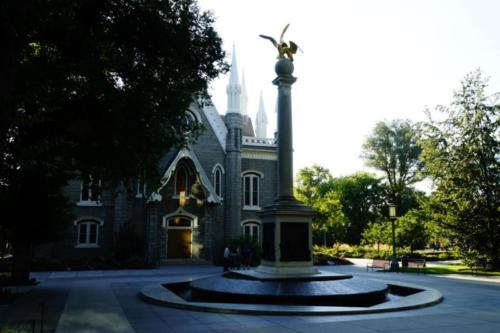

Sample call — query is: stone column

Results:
[273,60,296,201]
[256,59,316,276]
[224,112,242,241]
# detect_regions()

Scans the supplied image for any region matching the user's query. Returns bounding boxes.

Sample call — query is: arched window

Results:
[175,165,189,195]
[182,111,198,137]
[212,165,224,198]
[136,177,146,198]
[76,220,101,247]
[242,221,260,243]
[168,217,192,228]
[242,172,262,209]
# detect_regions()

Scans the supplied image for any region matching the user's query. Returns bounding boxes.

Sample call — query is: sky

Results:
[197,0,500,185]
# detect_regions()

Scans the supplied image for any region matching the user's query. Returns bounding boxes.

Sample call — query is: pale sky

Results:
[197,0,500,184]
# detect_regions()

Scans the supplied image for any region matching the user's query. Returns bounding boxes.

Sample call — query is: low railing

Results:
[242,136,276,147]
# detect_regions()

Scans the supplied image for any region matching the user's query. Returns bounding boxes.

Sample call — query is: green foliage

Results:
[296,166,345,245]
[361,219,391,251]
[362,209,431,253]
[313,244,399,260]
[395,209,430,252]
[419,70,500,269]
[311,191,346,245]
[0,325,29,333]
[295,165,333,200]
[331,173,386,244]
[362,119,423,207]
[296,167,388,246]
[312,246,352,265]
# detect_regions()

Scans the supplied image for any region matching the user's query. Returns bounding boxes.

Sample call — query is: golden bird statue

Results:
[259,24,302,61]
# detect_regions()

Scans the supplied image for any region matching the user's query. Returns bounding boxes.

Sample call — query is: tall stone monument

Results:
[141,26,405,311]
[256,32,316,276]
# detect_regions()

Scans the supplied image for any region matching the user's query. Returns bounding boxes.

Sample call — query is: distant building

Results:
[35,47,277,264]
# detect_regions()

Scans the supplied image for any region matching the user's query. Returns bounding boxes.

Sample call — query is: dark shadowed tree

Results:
[420,70,500,269]
[0,0,227,282]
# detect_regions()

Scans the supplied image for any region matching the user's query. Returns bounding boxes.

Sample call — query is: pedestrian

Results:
[223,244,230,271]
[241,245,253,269]
[234,246,242,270]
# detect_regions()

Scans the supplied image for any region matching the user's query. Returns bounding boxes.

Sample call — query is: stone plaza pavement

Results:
[1,262,500,333]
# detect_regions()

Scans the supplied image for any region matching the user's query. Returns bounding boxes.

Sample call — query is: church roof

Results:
[202,103,227,151]
[220,114,255,137]
[151,147,221,204]
[241,115,255,137]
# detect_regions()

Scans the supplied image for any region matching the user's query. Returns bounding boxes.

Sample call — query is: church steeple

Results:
[226,45,241,114]
[224,45,242,240]
[240,69,248,116]
[256,91,268,138]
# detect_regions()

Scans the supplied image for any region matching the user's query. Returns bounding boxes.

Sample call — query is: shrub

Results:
[0,326,29,333]
[313,244,416,260]
[228,238,261,267]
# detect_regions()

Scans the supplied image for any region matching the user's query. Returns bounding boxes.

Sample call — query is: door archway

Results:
[163,211,197,259]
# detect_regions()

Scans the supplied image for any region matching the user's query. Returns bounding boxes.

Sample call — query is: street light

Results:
[388,203,399,272]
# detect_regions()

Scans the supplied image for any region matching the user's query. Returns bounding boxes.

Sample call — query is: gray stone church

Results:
[36,48,277,264]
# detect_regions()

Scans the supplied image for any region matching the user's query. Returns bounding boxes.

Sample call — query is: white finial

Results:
[256,91,268,138]
[240,69,248,116]
[229,44,239,87]
[226,44,241,114]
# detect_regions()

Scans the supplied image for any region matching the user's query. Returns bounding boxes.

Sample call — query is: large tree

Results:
[330,172,386,245]
[420,70,500,269]
[295,166,345,246]
[362,119,423,211]
[0,0,226,282]
[295,167,388,245]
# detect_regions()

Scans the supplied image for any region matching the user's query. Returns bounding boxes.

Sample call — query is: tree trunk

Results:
[10,241,33,284]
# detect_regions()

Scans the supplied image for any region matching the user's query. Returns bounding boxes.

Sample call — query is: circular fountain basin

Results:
[140,270,443,315]
[190,272,388,306]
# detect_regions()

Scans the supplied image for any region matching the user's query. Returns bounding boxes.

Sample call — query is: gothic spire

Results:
[240,69,248,116]
[256,91,268,138]
[226,45,241,114]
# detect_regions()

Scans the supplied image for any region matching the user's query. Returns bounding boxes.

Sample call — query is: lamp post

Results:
[388,203,399,271]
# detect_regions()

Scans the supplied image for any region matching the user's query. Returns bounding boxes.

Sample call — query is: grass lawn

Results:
[396,265,500,276]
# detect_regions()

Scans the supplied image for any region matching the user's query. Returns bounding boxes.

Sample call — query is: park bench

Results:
[407,258,426,273]
[366,259,391,272]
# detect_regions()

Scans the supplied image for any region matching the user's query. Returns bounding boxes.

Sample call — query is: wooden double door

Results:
[167,229,192,259]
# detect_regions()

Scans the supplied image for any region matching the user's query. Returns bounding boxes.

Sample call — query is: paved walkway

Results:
[1,263,500,332]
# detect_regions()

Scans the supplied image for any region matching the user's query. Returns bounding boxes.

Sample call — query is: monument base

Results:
[258,199,316,276]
